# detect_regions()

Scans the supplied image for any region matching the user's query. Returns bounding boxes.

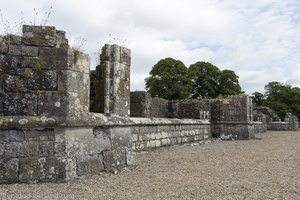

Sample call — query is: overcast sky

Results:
[1,0,300,94]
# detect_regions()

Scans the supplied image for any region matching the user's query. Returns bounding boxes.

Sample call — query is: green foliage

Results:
[34,60,42,72]
[189,61,221,99]
[189,62,242,99]
[253,81,300,119]
[0,88,5,96]
[218,69,242,96]
[251,91,264,106]
[21,69,30,80]
[145,57,192,100]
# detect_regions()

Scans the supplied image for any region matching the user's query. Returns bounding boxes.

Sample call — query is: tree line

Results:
[145,57,242,100]
[252,82,300,120]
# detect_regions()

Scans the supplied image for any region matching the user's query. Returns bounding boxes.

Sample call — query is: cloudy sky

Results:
[1,0,300,94]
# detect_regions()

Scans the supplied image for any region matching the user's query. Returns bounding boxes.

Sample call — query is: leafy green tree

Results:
[189,61,221,99]
[257,81,300,119]
[218,69,242,96]
[251,91,264,106]
[145,57,192,100]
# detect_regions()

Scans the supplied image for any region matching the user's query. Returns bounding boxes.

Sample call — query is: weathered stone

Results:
[0,158,19,183]
[102,150,116,172]
[22,25,56,47]
[110,127,132,150]
[0,141,5,156]
[95,44,130,117]
[39,47,69,69]
[5,141,39,157]
[7,45,38,57]
[70,49,90,74]
[54,128,94,157]
[0,54,22,75]
[19,157,65,183]
[39,141,54,156]
[38,91,68,116]
[55,30,69,49]
[0,129,25,142]
[3,34,22,45]
[24,129,54,141]
[93,128,111,153]
[2,93,38,116]
[76,154,104,176]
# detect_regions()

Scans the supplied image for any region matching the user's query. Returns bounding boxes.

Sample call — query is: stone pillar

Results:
[95,44,130,117]
[210,95,254,140]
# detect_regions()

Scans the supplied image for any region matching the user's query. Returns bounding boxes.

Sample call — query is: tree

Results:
[257,81,300,119]
[145,57,192,100]
[218,69,242,96]
[189,61,221,99]
[251,91,264,106]
[189,61,242,99]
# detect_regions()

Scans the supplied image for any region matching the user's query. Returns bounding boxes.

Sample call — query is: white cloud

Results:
[0,0,299,94]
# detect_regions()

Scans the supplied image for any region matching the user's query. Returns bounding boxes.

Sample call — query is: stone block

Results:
[0,129,25,142]
[93,128,111,153]
[76,154,104,176]
[2,93,38,116]
[39,47,69,69]
[71,50,90,74]
[0,158,19,183]
[0,141,5,156]
[57,70,89,93]
[39,141,54,156]
[0,42,8,53]
[22,25,56,47]
[102,150,116,172]
[3,34,22,45]
[110,127,132,150]
[5,141,39,157]
[38,91,68,116]
[3,69,57,92]
[54,128,94,157]
[0,54,22,75]
[19,157,66,183]
[21,45,39,57]
[24,129,54,141]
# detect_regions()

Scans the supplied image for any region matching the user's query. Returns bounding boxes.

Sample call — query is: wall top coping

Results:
[0,114,209,129]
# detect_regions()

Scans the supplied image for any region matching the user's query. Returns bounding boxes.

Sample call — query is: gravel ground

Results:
[0,131,299,200]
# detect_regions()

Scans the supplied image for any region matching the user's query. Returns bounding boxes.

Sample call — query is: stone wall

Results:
[0,25,90,119]
[130,91,211,119]
[0,25,132,184]
[130,119,210,151]
[254,107,298,131]
[207,96,254,139]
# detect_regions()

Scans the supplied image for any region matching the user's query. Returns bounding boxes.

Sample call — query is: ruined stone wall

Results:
[130,91,211,119]
[93,44,130,117]
[0,25,132,184]
[254,107,298,131]
[210,96,254,140]
[0,25,90,119]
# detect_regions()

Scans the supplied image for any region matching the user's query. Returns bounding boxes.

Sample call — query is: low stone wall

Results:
[253,122,267,133]
[0,125,131,183]
[267,122,298,131]
[130,120,210,151]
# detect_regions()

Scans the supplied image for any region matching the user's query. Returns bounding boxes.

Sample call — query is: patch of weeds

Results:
[73,49,80,64]
[0,88,5,96]
[21,69,31,80]
[34,59,42,72]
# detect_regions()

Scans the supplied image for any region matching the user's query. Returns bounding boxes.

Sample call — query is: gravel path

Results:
[0,131,299,200]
